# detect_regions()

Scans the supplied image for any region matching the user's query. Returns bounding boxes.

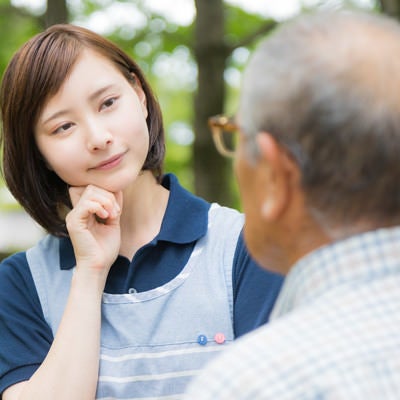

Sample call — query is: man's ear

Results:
[256,132,300,221]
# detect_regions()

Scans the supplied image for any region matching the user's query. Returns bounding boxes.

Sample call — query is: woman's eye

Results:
[53,122,73,134]
[101,97,117,110]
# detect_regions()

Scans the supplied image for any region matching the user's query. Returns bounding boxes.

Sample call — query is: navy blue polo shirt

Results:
[0,173,283,394]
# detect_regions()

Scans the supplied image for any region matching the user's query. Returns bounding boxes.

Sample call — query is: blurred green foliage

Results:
[0,1,42,72]
[0,0,378,254]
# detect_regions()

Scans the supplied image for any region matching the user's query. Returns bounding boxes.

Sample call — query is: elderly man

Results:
[184,10,400,399]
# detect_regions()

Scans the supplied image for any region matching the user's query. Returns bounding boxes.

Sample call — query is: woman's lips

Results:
[93,152,126,170]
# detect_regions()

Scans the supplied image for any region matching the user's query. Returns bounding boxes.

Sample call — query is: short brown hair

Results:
[1,24,165,236]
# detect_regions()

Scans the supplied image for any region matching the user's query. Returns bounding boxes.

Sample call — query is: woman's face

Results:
[34,49,150,193]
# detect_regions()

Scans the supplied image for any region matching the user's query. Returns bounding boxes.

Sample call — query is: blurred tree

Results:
[46,0,68,26]
[193,0,276,206]
[379,0,400,19]
[193,0,228,205]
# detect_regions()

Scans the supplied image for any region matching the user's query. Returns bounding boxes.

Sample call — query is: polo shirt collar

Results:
[59,173,210,270]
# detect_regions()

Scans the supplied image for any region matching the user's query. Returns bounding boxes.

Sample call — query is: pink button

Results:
[214,333,225,344]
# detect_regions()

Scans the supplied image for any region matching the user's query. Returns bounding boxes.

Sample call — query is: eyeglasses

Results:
[208,115,238,158]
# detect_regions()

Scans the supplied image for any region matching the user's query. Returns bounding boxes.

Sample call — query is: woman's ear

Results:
[256,132,300,222]
[130,72,148,118]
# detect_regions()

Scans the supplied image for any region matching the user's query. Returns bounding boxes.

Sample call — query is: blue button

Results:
[197,334,208,345]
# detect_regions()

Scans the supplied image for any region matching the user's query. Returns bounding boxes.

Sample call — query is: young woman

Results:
[0,24,283,400]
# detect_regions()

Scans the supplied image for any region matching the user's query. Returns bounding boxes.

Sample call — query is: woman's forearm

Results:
[15,268,105,400]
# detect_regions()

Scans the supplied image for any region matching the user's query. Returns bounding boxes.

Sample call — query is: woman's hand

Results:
[66,185,123,281]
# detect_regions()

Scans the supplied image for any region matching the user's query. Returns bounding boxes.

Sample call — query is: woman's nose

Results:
[85,120,113,151]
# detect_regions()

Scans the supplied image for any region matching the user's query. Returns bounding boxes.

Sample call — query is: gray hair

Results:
[239,10,400,233]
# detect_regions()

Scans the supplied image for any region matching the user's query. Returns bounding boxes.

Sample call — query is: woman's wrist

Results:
[71,266,108,297]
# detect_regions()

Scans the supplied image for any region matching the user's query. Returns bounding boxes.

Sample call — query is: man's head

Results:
[235,11,400,272]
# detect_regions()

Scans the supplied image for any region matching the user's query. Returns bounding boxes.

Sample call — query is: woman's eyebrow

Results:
[40,84,117,126]
[88,84,116,103]
[41,108,72,126]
